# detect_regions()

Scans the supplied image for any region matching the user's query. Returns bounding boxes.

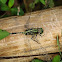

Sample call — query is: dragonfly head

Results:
[38,28,43,34]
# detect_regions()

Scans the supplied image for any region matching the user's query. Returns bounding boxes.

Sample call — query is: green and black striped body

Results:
[24,28,43,35]
[10,28,43,35]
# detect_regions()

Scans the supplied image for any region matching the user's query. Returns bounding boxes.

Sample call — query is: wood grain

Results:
[0,6,62,62]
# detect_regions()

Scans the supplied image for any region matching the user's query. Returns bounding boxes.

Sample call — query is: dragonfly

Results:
[0,1,43,44]
[12,28,43,44]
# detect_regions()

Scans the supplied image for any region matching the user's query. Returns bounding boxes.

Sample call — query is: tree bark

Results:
[0,6,62,62]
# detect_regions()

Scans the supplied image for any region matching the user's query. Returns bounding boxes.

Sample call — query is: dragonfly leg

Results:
[31,35,40,44]
[39,33,42,36]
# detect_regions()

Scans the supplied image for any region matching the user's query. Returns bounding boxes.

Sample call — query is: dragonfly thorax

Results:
[24,28,43,35]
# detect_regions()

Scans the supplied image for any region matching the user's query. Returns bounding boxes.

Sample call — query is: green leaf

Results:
[19,8,24,16]
[11,7,24,16]
[49,0,54,8]
[31,58,44,62]
[29,0,40,9]
[8,0,14,8]
[60,61,62,62]
[29,3,35,9]
[34,0,40,4]
[20,3,25,9]
[52,55,61,62]
[1,4,10,11]
[0,0,7,4]
[57,35,61,55]
[0,1,3,6]
[40,0,46,5]
[0,29,10,40]
[11,7,18,15]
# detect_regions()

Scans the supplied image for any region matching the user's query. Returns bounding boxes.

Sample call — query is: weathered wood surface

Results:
[0,6,62,62]
[0,54,58,62]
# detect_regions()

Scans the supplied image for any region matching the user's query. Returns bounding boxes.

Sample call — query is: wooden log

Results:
[0,54,59,62]
[0,6,62,62]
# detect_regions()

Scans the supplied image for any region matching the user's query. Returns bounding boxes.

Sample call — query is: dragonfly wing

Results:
[31,35,40,44]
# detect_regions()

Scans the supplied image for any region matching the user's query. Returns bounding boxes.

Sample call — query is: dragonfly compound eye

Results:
[38,28,43,34]
[41,28,43,34]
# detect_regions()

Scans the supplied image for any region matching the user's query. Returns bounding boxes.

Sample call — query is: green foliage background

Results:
[0,0,62,62]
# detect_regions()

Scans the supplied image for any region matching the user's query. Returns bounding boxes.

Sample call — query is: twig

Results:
[57,35,61,56]
[23,0,29,12]
[0,12,7,18]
